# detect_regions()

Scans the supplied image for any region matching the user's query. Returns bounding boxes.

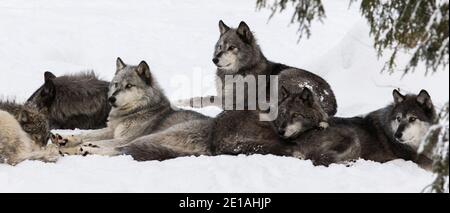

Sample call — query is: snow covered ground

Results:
[0,0,448,192]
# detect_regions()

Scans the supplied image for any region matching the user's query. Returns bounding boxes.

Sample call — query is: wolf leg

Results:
[27,144,61,163]
[51,127,114,147]
[117,125,211,161]
[117,141,190,161]
[59,138,128,156]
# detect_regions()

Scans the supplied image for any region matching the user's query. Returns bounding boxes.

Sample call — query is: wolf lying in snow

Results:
[53,58,212,158]
[0,100,50,147]
[275,89,435,169]
[177,20,337,117]
[27,71,111,130]
[0,110,60,165]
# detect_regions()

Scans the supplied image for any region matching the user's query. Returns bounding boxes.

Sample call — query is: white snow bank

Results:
[0,155,433,193]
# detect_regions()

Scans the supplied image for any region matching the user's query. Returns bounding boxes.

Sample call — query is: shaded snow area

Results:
[0,0,448,192]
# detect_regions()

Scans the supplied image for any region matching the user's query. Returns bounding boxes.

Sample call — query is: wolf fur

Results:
[177,20,337,116]
[281,89,436,169]
[55,58,211,158]
[0,100,50,146]
[0,110,60,165]
[26,71,111,130]
[210,88,327,156]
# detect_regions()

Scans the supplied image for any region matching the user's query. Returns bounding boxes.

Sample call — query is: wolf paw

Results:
[319,122,329,130]
[343,160,358,168]
[50,133,82,147]
[44,144,62,162]
[77,143,102,156]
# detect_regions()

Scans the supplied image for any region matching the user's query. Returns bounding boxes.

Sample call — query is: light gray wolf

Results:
[0,99,50,146]
[0,110,60,165]
[53,58,211,157]
[26,71,111,130]
[280,89,436,168]
[177,20,337,117]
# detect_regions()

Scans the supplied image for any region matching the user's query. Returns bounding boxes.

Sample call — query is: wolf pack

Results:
[0,21,436,170]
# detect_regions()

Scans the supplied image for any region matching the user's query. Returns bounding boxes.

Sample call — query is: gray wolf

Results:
[280,89,436,168]
[0,110,60,165]
[210,88,327,156]
[54,58,211,157]
[0,99,50,146]
[26,71,111,130]
[177,20,337,117]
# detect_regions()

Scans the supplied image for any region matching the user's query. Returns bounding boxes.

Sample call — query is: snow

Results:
[0,0,448,192]
[0,156,434,193]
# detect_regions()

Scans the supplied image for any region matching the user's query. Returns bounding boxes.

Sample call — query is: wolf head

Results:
[108,58,166,113]
[26,72,57,114]
[274,87,329,140]
[0,101,49,147]
[17,107,50,147]
[212,20,264,74]
[389,89,437,149]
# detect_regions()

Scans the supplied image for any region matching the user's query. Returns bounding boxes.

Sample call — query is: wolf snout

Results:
[108,97,117,104]
[394,131,403,140]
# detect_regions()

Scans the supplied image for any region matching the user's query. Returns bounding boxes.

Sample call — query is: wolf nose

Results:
[108,97,116,104]
[395,132,403,139]
[212,58,219,64]
[278,129,286,136]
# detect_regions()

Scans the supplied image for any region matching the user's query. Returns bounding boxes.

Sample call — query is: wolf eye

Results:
[396,116,402,122]
[228,46,236,51]
[409,117,417,123]
[125,84,134,89]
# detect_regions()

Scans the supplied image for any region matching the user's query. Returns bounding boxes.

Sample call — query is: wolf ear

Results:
[44,71,56,82]
[236,21,253,44]
[417,89,433,109]
[299,88,315,106]
[219,20,230,35]
[116,57,126,73]
[393,89,405,104]
[42,72,56,97]
[136,61,153,85]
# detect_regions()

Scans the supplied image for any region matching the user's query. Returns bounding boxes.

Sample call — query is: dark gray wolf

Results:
[280,89,436,168]
[177,20,337,116]
[0,110,60,165]
[26,71,111,130]
[54,58,211,157]
[0,99,50,146]
[210,88,328,156]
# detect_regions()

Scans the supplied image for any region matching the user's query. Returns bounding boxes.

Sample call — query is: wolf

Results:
[26,71,111,130]
[0,100,50,146]
[278,89,436,168]
[0,110,60,165]
[177,20,337,117]
[210,88,328,156]
[54,58,211,157]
